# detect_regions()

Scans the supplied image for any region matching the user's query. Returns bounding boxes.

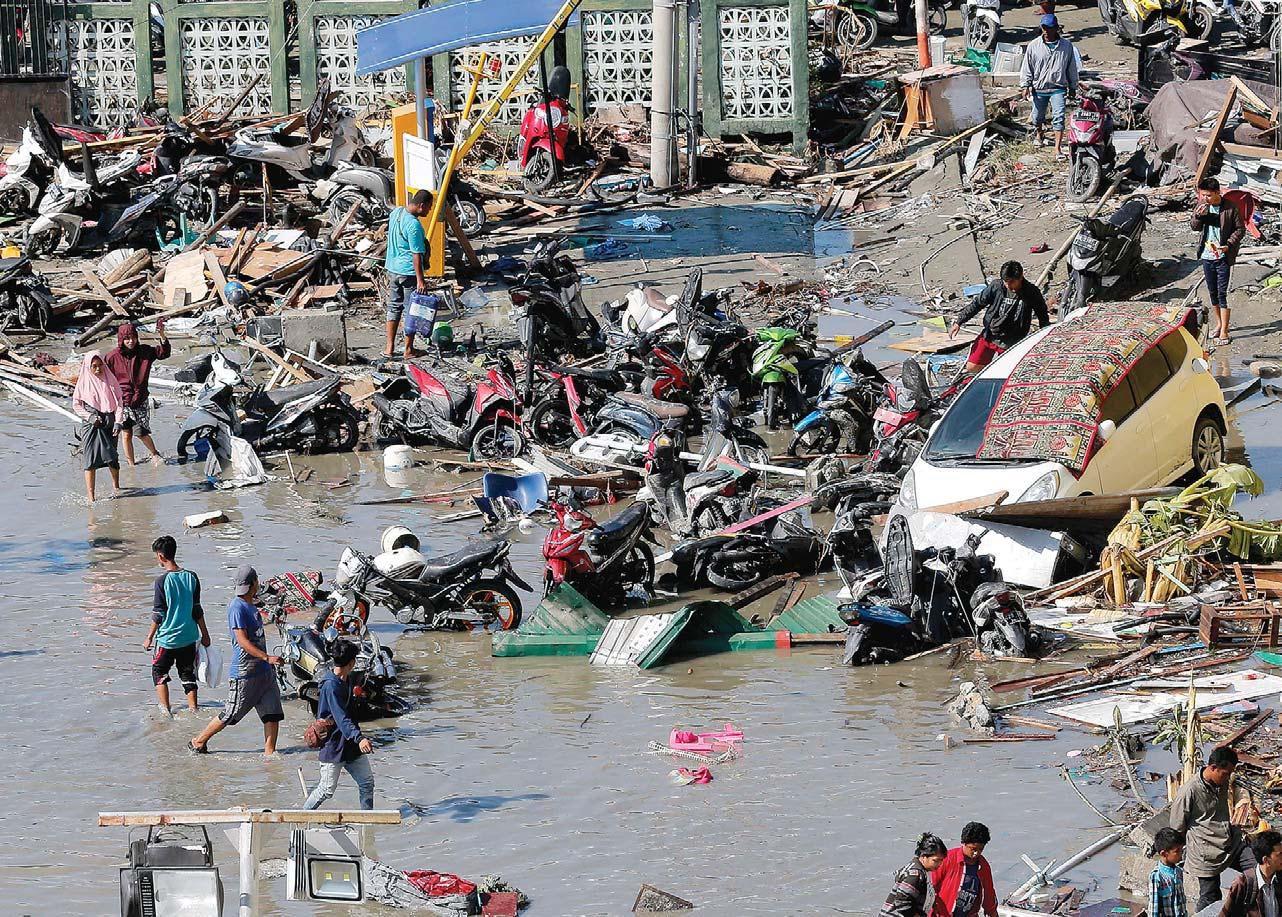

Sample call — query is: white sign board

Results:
[401,132,438,195]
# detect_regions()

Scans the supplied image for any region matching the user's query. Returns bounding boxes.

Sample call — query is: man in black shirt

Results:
[948,261,1051,374]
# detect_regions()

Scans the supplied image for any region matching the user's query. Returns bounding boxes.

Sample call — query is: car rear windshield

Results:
[923,378,1003,462]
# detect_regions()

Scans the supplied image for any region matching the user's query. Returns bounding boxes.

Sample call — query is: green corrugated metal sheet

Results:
[766,595,843,635]
[490,584,610,657]
[635,601,757,670]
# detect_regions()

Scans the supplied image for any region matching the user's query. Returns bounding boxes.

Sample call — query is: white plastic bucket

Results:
[383,445,414,471]
[930,36,947,66]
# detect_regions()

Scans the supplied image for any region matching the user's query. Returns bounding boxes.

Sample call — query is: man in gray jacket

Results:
[1171,746,1259,910]
[1020,14,1079,157]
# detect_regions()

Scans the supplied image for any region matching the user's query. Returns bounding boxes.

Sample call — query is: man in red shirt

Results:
[931,822,998,917]
[104,321,170,466]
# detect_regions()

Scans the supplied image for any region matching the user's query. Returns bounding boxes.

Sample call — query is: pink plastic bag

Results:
[668,723,744,754]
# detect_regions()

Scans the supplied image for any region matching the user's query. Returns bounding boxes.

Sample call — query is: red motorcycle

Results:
[542,499,655,609]
[868,359,962,471]
[518,66,572,194]
[371,353,525,459]
[1065,88,1117,203]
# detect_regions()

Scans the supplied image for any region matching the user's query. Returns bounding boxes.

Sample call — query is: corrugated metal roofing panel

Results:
[766,595,843,634]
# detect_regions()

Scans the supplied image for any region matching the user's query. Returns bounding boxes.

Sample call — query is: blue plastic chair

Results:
[481,472,549,514]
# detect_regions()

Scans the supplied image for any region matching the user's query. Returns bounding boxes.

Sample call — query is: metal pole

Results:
[915,0,932,67]
[650,0,677,188]
[415,57,428,143]
[1006,824,1133,904]
[237,820,259,917]
[685,0,698,188]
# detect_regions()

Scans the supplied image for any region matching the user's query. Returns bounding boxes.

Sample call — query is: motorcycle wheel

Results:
[310,406,361,453]
[1189,5,1214,39]
[25,226,60,258]
[929,5,947,34]
[527,397,577,447]
[459,578,523,631]
[836,9,879,51]
[470,421,526,460]
[329,187,375,228]
[523,149,557,194]
[787,424,838,457]
[1066,156,1103,203]
[299,681,320,717]
[763,383,783,431]
[451,196,486,237]
[617,543,656,597]
[0,186,29,215]
[707,552,769,592]
[967,14,997,51]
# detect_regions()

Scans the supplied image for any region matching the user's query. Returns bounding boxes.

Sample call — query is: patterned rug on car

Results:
[976,304,1188,472]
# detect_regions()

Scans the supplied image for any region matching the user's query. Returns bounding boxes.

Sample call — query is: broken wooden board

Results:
[162,249,210,309]
[887,330,969,354]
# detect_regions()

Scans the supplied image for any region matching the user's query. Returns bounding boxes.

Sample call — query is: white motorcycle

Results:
[962,0,1002,51]
[26,150,143,256]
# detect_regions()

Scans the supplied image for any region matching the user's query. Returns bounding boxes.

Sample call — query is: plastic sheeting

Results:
[1145,78,1279,174]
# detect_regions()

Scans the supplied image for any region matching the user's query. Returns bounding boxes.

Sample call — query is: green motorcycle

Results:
[752,326,805,431]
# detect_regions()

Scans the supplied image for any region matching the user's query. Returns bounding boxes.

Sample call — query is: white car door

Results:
[1083,374,1158,494]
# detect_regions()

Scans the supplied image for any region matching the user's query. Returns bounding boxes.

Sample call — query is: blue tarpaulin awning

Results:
[356,0,578,76]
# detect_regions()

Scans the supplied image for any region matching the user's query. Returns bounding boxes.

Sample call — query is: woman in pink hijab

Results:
[72,351,124,500]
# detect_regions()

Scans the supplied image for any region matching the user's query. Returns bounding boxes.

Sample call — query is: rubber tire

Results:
[707,552,769,592]
[527,397,577,447]
[452,197,486,237]
[1066,156,1103,203]
[618,543,656,597]
[1192,414,1225,477]
[459,577,523,631]
[837,10,879,51]
[764,383,783,431]
[25,227,60,258]
[311,406,360,453]
[523,149,556,194]
[788,424,838,457]
[967,14,997,51]
[929,6,947,33]
[1189,5,1214,39]
[470,421,526,460]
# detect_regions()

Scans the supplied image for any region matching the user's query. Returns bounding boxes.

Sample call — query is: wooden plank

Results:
[1214,709,1274,750]
[79,266,127,317]
[728,573,798,609]
[922,491,1009,515]
[204,250,233,309]
[240,337,312,383]
[887,329,969,354]
[1194,84,1238,188]
[442,205,482,270]
[98,809,402,827]
[1221,141,1282,161]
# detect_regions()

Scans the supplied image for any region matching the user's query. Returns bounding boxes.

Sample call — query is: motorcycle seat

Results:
[1110,196,1149,234]
[417,539,500,579]
[686,467,735,489]
[260,378,333,408]
[431,378,472,418]
[593,502,648,538]
[555,365,621,385]
[612,391,687,418]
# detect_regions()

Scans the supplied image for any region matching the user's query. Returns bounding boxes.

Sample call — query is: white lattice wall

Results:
[581,8,653,112]
[449,37,538,123]
[180,17,273,114]
[315,14,405,108]
[50,18,138,127]
[718,5,792,120]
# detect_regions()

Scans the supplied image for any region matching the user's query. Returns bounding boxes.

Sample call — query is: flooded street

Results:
[0,392,1157,915]
[4,199,1282,915]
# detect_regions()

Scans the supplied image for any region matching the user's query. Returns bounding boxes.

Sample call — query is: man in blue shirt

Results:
[303,640,375,810]
[144,535,210,717]
[384,189,432,359]
[190,565,284,756]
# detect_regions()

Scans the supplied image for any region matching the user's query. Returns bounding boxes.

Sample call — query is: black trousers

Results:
[1195,840,1258,910]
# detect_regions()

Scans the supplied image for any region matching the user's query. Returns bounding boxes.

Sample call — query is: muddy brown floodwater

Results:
[0,395,1135,917]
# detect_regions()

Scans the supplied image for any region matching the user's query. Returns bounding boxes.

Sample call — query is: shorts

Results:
[1031,88,1068,131]
[967,335,1006,368]
[122,403,151,437]
[386,272,417,323]
[219,673,284,726]
[152,643,198,691]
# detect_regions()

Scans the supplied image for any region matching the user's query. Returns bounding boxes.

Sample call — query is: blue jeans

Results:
[304,755,374,810]
[1203,258,1232,309]
[1031,89,1068,131]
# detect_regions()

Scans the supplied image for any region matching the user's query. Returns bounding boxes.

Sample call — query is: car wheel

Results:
[1192,414,1225,476]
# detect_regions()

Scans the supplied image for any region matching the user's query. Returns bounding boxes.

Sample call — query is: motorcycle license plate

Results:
[874,406,905,425]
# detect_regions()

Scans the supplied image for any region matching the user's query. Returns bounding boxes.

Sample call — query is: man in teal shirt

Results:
[144,535,210,716]
[384,189,432,358]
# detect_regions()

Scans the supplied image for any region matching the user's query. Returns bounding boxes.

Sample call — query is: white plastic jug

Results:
[383,445,414,471]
